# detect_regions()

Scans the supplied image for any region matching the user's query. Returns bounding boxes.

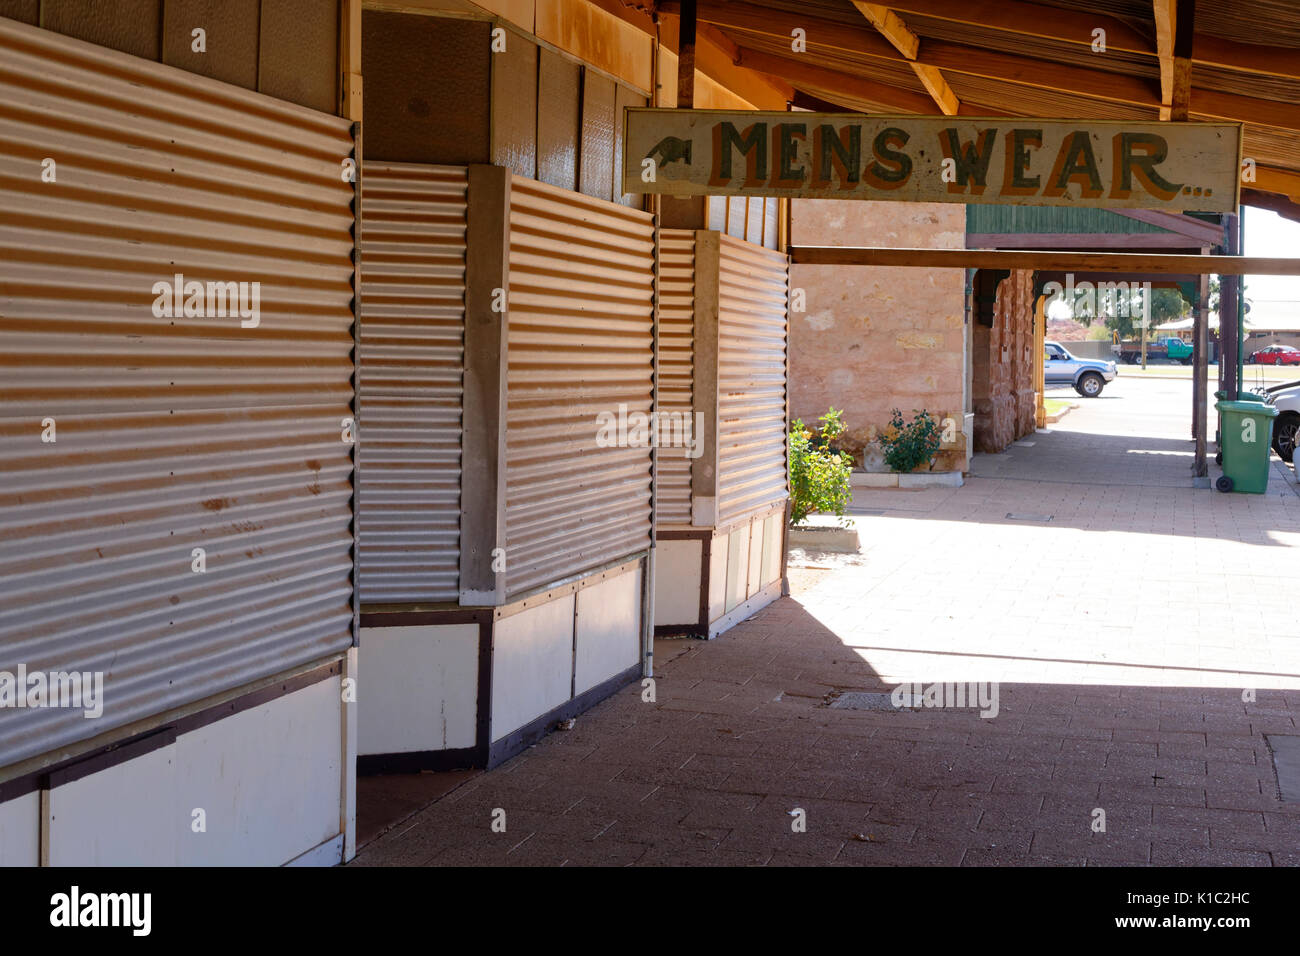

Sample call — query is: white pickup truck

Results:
[1262,379,1300,464]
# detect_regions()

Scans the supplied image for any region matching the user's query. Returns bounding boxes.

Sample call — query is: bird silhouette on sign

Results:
[646,136,693,169]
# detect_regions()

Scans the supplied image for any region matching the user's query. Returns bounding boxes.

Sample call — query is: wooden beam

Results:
[1109,208,1225,244]
[1242,188,1300,224]
[1192,90,1300,132]
[790,246,1300,275]
[1252,165,1300,199]
[1191,34,1300,81]
[1153,0,1176,120]
[678,0,697,108]
[852,2,961,115]
[852,3,920,58]
[1169,0,1195,122]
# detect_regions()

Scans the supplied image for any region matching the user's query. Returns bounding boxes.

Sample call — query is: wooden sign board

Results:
[622,109,1242,212]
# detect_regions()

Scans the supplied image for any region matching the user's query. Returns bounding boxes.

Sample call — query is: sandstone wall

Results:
[788,199,968,470]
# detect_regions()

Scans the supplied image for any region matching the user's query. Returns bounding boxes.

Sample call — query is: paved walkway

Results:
[353,377,1300,866]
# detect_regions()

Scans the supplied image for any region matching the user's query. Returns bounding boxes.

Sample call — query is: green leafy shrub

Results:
[788,408,854,527]
[878,408,942,473]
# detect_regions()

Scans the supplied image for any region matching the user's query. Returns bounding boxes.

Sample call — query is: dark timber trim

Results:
[486,663,641,769]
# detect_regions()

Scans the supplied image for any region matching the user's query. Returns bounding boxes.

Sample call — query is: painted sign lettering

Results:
[624,109,1241,211]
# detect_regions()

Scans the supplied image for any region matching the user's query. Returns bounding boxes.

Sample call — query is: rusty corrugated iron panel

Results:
[0,18,355,772]
[358,163,467,605]
[504,176,655,595]
[655,229,695,527]
[716,235,789,526]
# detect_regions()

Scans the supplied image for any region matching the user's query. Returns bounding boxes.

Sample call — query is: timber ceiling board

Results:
[1235,124,1300,173]
[942,71,1156,121]
[1028,0,1156,20]
[1196,0,1300,47]
[729,0,871,26]
[896,11,1161,78]
[1192,64,1300,106]
[718,25,931,95]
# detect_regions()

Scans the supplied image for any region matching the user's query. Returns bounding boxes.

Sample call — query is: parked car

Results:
[1265,381,1300,463]
[1246,344,1300,365]
[1044,340,1118,397]
[1112,335,1193,365]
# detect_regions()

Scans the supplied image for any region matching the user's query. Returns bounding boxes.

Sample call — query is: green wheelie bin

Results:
[1214,399,1279,494]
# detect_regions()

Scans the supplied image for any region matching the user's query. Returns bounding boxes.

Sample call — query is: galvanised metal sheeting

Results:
[504,176,655,595]
[655,229,695,527]
[717,235,790,526]
[0,19,355,770]
[358,164,467,604]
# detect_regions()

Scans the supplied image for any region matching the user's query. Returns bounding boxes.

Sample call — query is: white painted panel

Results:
[358,624,478,755]
[287,833,345,867]
[653,539,702,626]
[746,515,764,598]
[725,525,749,613]
[492,594,575,741]
[575,569,641,695]
[0,790,39,867]
[708,533,728,623]
[174,677,342,866]
[762,512,783,587]
[48,743,178,866]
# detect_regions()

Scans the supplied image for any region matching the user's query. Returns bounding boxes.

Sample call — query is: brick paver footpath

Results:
[353,376,1300,866]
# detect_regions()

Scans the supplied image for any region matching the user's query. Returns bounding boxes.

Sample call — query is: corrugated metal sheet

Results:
[358,163,466,605]
[504,176,655,595]
[655,229,695,527]
[967,206,1177,236]
[716,235,789,526]
[0,18,356,771]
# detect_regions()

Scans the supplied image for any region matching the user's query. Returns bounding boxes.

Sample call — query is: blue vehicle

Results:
[1044,340,1118,398]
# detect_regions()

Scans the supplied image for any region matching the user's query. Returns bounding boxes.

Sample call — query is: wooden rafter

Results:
[852,2,960,115]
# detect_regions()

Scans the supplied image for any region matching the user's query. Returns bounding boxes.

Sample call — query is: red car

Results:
[1246,345,1300,365]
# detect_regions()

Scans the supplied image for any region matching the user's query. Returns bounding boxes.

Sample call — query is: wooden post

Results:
[1192,269,1210,480]
[1033,294,1046,428]
[460,166,511,604]
[661,0,708,230]
[677,0,696,109]
[340,0,362,122]
[1221,212,1240,400]
[691,230,721,527]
